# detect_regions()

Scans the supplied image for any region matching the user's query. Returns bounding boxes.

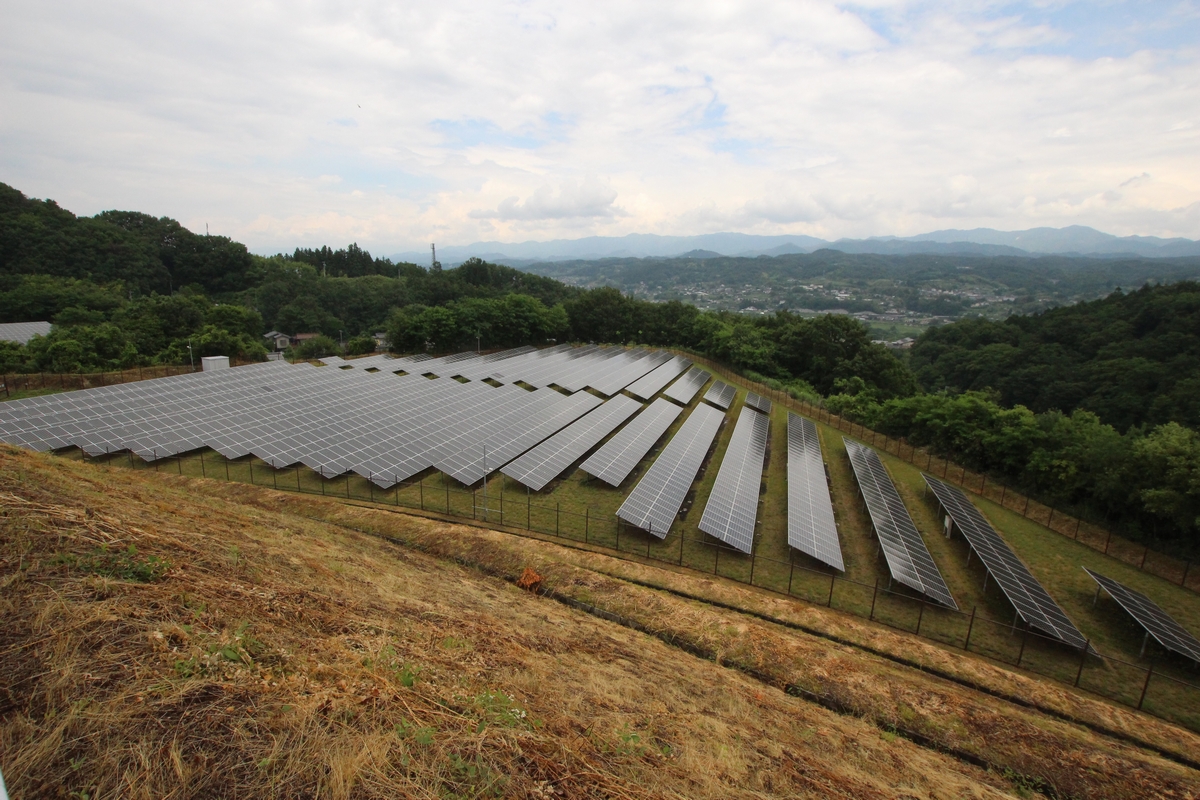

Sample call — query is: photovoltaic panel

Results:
[1083,568,1200,662]
[0,320,52,344]
[663,367,710,405]
[698,407,769,553]
[924,474,1087,648]
[617,403,724,537]
[625,356,692,400]
[703,380,736,410]
[501,395,643,490]
[743,392,772,415]
[0,347,697,494]
[845,439,957,609]
[579,398,683,487]
[787,414,843,571]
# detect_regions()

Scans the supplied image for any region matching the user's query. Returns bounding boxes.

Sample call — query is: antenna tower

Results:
[430,243,442,272]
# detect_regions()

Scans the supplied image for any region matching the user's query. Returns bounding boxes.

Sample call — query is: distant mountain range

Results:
[393,225,1200,265]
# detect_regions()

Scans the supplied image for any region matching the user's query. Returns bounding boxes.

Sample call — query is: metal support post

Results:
[1137,662,1155,710]
[915,601,925,636]
[827,572,835,607]
[1016,624,1030,666]
[869,579,879,620]
[964,606,976,650]
[1074,640,1090,687]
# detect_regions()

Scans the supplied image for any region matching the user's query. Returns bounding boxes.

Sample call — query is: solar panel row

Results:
[698,407,769,553]
[663,367,711,405]
[617,403,725,537]
[703,380,736,410]
[786,414,843,571]
[924,475,1086,648]
[501,394,643,490]
[579,398,683,487]
[0,348,668,488]
[1084,568,1200,662]
[845,439,958,609]
[625,356,692,400]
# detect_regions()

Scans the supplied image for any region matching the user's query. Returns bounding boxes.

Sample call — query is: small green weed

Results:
[54,544,170,582]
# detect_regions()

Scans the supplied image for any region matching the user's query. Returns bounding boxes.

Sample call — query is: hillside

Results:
[3,446,1200,798]
[910,281,1200,432]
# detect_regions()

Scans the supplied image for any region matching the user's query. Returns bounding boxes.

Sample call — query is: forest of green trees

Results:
[1,181,1198,555]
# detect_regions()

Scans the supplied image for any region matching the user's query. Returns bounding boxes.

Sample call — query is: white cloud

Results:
[469,180,623,221]
[0,0,1197,252]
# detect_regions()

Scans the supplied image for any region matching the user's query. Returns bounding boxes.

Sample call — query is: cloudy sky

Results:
[2,0,1198,253]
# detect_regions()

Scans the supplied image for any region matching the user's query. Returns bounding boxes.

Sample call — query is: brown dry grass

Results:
[1,446,1197,799]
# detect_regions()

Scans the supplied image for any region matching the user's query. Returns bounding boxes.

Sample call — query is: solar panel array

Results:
[845,439,958,609]
[663,367,711,405]
[743,391,773,415]
[617,403,725,537]
[0,320,52,345]
[924,475,1086,648]
[501,395,643,490]
[0,346,688,488]
[579,398,683,487]
[703,380,736,410]
[1083,568,1200,662]
[787,414,843,570]
[698,407,769,553]
[625,356,691,400]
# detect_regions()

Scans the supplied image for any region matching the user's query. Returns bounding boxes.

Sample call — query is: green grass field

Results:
[79,365,1200,732]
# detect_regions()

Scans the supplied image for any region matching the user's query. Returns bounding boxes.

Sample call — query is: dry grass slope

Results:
[1,446,1198,799]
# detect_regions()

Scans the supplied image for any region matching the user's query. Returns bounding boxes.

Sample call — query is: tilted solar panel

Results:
[501,395,643,490]
[625,356,692,400]
[787,414,843,570]
[1084,568,1200,661]
[744,391,773,415]
[617,403,725,537]
[703,380,736,410]
[925,474,1087,648]
[663,367,710,405]
[579,398,683,487]
[845,440,957,609]
[698,407,769,553]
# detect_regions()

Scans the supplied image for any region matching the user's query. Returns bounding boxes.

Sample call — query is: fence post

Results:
[200,450,206,478]
[585,507,589,542]
[1074,640,1090,687]
[1103,528,1112,554]
[153,449,159,472]
[224,457,229,481]
[915,601,925,636]
[1016,624,1030,666]
[749,544,756,585]
[869,579,879,621]
[964,606,977,650]
[272,465,278,489]
[827,572,835,607]
[1137,662,1155,711]
[1073,516,1081,539]
[1140,546,1150,570]
[419,477,424,510]
[176,455,182,475]
[1023,495,1030,516]
[555,502,559,536]
[678,529,685,565]
[320,467,326,495]
[1182,560,1192,587]
[445,479,449,512]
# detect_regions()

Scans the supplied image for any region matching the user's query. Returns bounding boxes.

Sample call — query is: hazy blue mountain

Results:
[902,225,1200,257]
[394,226,1199,265]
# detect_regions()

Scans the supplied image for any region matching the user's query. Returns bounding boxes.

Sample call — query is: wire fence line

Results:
[0,364,204,396]
[85,445,1200,735]
[665,348,1200,594]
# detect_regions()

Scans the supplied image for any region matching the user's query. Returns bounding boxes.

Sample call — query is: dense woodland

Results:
[1,181,1198,555]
